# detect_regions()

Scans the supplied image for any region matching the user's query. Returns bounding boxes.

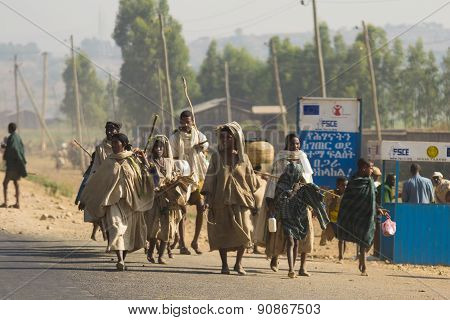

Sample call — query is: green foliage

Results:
[60,52,108,127]
[113,0,199,126]
[197,41,270,104]
[196,22,448,130]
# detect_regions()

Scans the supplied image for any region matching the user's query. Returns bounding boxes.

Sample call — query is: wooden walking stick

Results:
[182,76,196,126]
[72,139,92,159]
[144,114,159,154]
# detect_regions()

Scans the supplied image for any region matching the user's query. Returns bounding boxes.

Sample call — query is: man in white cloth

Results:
[169,110,208,254]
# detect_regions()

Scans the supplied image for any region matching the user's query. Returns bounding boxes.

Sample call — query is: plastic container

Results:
[268,217,277,233]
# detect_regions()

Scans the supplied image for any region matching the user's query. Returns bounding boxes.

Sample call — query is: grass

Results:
[26,174,73,198]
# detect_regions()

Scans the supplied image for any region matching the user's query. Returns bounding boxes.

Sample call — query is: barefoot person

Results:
[78,133,155,271]
[274,162,329,278]
[202,122,261,275]
[1,123,27,209]
[337,158,387,276]
[145,136,186,264]
[264,133,313,273]
[169,111,208,254]
[319,176,348,262]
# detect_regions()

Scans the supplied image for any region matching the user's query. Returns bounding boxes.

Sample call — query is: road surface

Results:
[0,232,448,300]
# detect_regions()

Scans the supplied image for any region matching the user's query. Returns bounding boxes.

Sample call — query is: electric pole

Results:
[70,35,86,171]
[312,0,327,97]
[362,21,382,141]
[41,52,48,152]
[108,74,116,121]
[157,63,166,133]
[14,55,20,130]
[159,13,175,131]
[270,39,288,136]
[224,61,232,122]
[17,66,56,150]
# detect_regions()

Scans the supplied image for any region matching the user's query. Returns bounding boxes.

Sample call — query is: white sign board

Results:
[367,140,450,163]
[298,97,361,187]
[298,97,360,132]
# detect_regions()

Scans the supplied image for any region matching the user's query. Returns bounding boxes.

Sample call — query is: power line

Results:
[261,1,450,125]
[209,2,300,39]
[0,0,171,119]
[184,0,298,33]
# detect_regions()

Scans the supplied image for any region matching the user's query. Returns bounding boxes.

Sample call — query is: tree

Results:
[113,0,199,126]
[60,52,107,128]
[197,40,224,101]
[441,48,450,127]
[400,39,441,128]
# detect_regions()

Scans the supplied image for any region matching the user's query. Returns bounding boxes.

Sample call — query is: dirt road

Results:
[0,170,448,299]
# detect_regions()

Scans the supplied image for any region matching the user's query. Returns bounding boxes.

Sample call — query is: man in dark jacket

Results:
[1,123,27,209]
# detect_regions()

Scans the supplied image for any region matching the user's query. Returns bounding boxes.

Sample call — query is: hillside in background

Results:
[0,23,448,118]
[188,23,450,70]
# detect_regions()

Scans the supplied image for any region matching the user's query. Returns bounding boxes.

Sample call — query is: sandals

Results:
[288,271,297,278]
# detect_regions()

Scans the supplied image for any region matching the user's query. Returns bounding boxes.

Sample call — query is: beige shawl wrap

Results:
[80,151,155,219]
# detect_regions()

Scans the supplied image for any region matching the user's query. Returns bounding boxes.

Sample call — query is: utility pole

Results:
[362,21,382,141]
[270,39,288,136]
[41,52,48,152]
[70,35,86,171]
[224,61,232,122]
[17,66,57,150]
[159,13,175,131]
[312,0,327,97]
[108,74,116,121]
[14,55,20,130]
[157,63,166,133]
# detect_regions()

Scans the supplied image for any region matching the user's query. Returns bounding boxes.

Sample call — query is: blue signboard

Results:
[297,98,362,188]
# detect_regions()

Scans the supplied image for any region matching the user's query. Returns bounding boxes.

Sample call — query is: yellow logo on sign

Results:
[426,146,439,159]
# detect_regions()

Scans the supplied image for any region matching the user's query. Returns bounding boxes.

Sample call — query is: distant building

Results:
[191,97,287,148]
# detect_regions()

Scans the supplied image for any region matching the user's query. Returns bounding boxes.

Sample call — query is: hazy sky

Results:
[0,0,449,54]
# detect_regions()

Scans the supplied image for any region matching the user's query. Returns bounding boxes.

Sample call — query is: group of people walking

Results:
[3,116,419,277]
[70,112,392,277]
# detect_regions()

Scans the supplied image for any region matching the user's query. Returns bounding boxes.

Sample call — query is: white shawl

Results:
[169,127,208,183]
[264,149,314,199]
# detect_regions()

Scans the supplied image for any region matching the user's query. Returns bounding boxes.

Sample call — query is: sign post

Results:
[297,97,362,188]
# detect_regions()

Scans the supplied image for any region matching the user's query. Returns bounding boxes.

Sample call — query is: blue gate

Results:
[380,203,449,265]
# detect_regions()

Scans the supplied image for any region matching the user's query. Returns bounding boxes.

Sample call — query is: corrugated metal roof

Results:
[193,98,226,113]
[251,105,286,114]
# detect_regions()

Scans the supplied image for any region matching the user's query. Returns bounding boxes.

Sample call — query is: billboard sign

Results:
[297,97,361,188]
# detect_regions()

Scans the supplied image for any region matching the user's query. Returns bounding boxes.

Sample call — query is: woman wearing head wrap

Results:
[79,133,155,271]
[264,133,314,274]
[201,122,261,275]
[145,135,185,264]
